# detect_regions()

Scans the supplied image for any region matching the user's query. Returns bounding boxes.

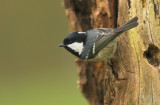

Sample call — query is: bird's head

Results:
[58,32,87,58]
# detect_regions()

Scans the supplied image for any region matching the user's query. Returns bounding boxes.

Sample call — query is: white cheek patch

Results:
[67,42,84,55]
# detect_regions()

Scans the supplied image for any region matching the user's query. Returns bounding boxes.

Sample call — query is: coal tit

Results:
[59,17,138,61]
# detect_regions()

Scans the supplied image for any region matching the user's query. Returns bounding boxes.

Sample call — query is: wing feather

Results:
[94,28,117,56]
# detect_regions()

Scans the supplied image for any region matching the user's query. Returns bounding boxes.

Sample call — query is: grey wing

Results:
[80,28,118,60]
[93,28,118,56]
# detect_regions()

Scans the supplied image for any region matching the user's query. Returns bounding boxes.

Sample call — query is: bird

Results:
[58,17,138,62]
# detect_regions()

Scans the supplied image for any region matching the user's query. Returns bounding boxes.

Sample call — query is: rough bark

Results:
[63,0,160,105]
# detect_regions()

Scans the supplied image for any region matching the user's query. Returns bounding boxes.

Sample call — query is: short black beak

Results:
[58,44,65,47]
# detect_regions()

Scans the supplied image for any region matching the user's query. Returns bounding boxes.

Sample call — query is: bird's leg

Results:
[104,68,108,96]
[107,59,118,79]
[107,59,113,66]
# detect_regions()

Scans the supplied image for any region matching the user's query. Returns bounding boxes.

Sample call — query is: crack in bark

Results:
[133,46,141,105]
[151,80,154,104]
[132,39,141,105]
[127,0,131,9]
[153,0,157,18]
[153,0,159,18]
[137,56,141,105]
[115,0,118,27]
[132,4,141,104]
[146,0,154,44]
[148,21,154,44]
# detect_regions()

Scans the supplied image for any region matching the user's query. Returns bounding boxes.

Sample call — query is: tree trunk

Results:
[63,0,160,105]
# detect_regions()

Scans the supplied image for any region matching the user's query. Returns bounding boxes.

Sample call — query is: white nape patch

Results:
[67,42,83,55]
[93,43,95,54]
[78,32,86,34]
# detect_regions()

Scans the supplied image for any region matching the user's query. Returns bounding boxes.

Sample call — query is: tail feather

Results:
[115,17,138,33]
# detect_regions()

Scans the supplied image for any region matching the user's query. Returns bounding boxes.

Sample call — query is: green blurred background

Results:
[0,0,88,105]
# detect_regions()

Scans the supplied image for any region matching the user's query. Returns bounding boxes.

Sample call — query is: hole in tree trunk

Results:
[143,44,160,66]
